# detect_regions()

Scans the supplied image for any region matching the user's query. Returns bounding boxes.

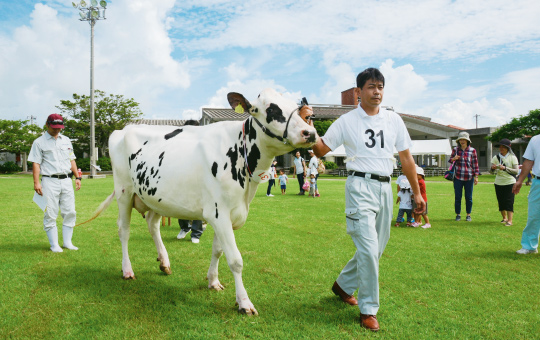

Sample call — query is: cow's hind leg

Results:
[211,219,258,316]
[207,233,224,290]
[145,210,171,275]
[118,195,135,279]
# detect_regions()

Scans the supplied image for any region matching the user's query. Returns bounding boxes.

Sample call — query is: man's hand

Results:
[513,181,523,195]
[413,196,426,214]
[34,182,43,196]
[474,177,479,185]
[75,179,81,191]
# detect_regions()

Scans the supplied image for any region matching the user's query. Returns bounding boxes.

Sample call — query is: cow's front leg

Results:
[212,221,258,316]
[145,210,171,275]
[207,233,224,290]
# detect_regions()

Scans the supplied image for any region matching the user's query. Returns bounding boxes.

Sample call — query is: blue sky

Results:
[1,0,539,129]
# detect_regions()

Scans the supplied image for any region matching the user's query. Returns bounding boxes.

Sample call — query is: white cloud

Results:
[0,0,193,122]
[434,98,515,129]
[379,60,429,112]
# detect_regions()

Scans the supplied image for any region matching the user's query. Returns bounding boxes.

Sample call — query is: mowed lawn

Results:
[1,174,539,339]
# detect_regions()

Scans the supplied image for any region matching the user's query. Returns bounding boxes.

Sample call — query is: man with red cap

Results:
[28,114,82,252]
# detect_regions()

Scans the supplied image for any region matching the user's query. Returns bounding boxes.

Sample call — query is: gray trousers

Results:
[336,175,392,315]
[178,220,203,239]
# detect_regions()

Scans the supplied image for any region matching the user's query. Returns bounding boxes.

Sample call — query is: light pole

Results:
[73,0,107,178]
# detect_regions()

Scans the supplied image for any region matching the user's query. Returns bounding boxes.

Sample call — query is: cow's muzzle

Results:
[302,129,317,143]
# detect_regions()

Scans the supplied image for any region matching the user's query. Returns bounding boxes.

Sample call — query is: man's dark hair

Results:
[184,119,200,126]
[356,68,385,89]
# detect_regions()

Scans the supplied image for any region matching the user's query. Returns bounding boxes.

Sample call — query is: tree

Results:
[487,109,540,142]
[56,90,143,157]
[313,119,334,137]
[0,119,43,154]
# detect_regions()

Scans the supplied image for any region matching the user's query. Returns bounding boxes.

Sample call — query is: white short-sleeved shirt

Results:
[28,132,76,176]
[523,135,540,176]
[397,190,413,209]
[322,105,412,176]
[308,156,318,176]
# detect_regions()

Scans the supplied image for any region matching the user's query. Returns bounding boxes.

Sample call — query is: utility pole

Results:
[27,115,37,125]
[74,0,107,178]
[473,114,481,129]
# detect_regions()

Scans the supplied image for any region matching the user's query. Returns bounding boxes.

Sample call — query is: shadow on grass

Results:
[0,242,48,253]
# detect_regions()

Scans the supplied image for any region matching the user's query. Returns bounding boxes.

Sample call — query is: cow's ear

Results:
[227,92,252,114]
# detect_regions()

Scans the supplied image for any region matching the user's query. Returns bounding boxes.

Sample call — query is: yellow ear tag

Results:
[234,104,245,114]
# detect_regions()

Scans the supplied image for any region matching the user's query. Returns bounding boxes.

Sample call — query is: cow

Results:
[87,88,317,315]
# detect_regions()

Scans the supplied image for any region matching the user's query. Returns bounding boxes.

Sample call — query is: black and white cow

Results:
[90,88,317,315]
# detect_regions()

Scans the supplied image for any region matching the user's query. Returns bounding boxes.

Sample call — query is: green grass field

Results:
[1,174,539,339]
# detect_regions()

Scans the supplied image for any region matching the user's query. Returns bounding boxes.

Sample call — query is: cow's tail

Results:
[75,191,116,227]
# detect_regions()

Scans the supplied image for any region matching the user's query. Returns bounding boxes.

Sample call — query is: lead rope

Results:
[242,120,253,177]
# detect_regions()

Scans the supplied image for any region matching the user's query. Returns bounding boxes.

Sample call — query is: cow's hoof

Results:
[208,281,224,291]
[159,265,172,275]
[123,275,136,280]
[238,307,259,316]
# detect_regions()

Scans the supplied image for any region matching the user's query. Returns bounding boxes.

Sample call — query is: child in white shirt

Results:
[394,179,414,227]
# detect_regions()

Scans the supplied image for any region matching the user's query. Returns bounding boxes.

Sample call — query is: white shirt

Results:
[523,135,540,176]
[308,156,318,176]
[322,105,412,176]
[28,132,76,176]
[293,156,305,174]
[397,190,413,209]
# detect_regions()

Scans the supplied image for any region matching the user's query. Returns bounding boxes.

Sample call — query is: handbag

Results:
[444,162,455,181]
[302,180,310,191]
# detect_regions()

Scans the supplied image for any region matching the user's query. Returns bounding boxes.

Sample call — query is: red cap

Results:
[47,114,64,128]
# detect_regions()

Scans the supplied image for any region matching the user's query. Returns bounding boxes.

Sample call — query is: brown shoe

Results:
[331,281,358,306]
[360,314,380,332]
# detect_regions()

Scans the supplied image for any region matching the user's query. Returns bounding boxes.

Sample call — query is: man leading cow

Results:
[313,67,425,331]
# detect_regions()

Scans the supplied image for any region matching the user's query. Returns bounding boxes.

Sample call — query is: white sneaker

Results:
[267,194,274,197]
[516,248,538,255]
[177,230,189,239]
[191,238,200,244]
[421,223,431,229]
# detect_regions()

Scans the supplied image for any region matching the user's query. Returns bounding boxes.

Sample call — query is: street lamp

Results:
[73,0,107,178]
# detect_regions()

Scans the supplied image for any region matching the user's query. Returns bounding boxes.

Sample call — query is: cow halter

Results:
[249,106,300,145]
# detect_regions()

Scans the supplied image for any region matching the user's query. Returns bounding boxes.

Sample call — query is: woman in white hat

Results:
[449,131,479,222]
[490,139,519,226]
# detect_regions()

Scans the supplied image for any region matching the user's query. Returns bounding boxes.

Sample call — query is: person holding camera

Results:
[490,139,519,226]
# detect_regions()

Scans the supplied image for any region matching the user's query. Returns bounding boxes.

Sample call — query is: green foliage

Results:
[323,160,338,169]
[0,161,22,173]
[313,119,334,136]
[487,108,540,141]
[57,90,143,158]
[76,157,112,171]
[76,158,90,171]
[0,119,43,154]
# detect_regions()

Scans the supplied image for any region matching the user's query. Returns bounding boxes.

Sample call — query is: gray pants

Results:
[336,175,392,315]
[178,220,203,239]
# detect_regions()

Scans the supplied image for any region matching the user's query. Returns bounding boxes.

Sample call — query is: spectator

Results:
[307,150,320,197]
[278,169,288,194]
[266,160,277,197]
[293,151,307,195]
[449,131,479,222]
[513,134,540,254]
[412,167,430,228]
[490,139,519,226]
[394,179,414,227]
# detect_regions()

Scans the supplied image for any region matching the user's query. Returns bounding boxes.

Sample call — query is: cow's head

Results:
[227,88,317,148]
